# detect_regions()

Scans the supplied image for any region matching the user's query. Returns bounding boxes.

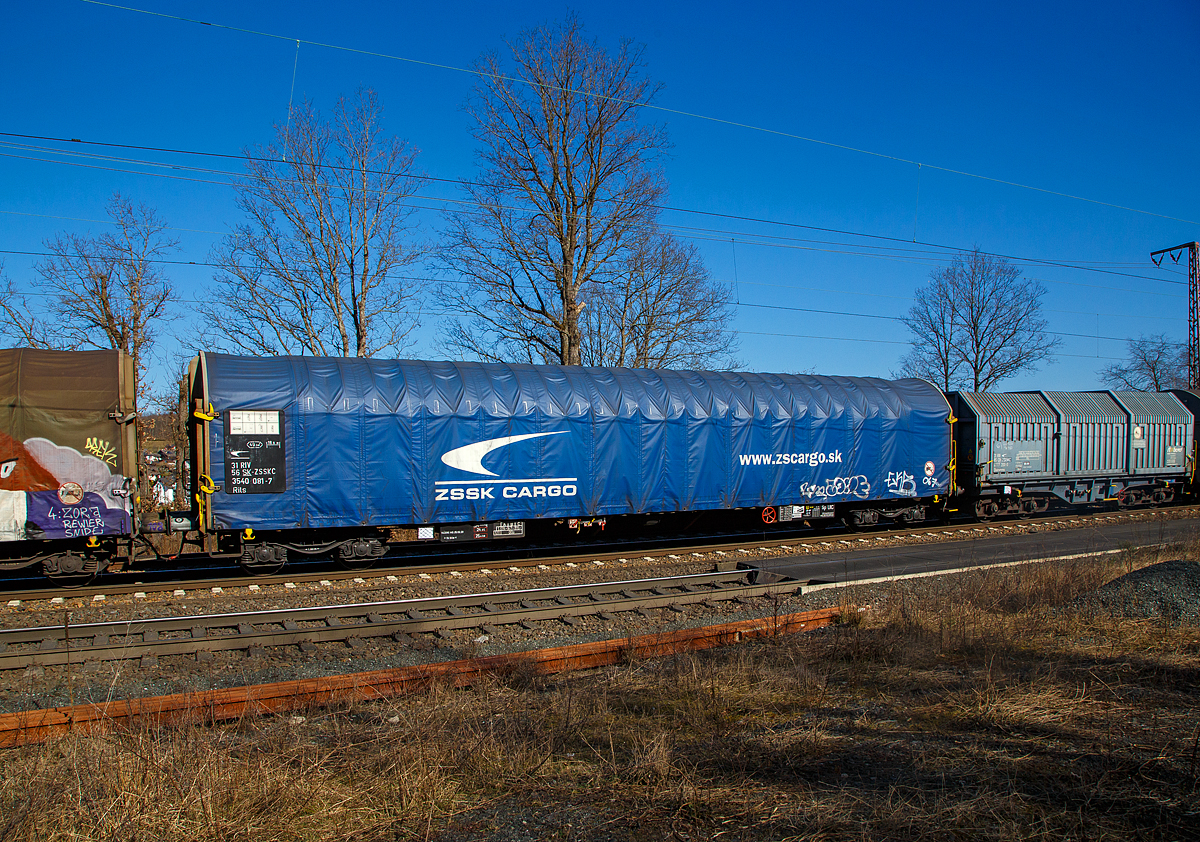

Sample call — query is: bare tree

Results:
[1100,334,1187,391]
[579,232,738,368]
[0,263,57,349]
[895,269,959,391]
[207,88,425,358]
[899,248,1058,391]
[0,194,176,410]
[439,16,676,366]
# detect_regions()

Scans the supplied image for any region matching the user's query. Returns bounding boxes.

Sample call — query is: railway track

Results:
[3,503,1191,604]
[0,568,811,671]
[0,605,850,748]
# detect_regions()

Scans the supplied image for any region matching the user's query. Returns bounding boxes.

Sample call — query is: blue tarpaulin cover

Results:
[199,354,952,530]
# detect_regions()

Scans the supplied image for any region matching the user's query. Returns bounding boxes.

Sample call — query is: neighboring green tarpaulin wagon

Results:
[0,348,136,578]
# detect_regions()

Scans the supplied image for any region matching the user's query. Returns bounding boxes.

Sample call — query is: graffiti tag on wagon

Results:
[886,470,917,497]
[800,475,871,500]
[46,503,107,536]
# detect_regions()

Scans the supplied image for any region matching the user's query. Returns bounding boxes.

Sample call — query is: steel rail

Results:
[0,570,808,670]
[4,505,1189,603]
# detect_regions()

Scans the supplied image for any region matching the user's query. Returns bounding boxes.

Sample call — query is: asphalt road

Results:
[758,517,1200,585]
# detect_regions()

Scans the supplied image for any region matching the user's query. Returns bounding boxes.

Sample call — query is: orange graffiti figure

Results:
[0,431,58,492]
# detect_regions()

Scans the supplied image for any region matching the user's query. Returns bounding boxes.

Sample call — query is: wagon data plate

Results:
[225,409,286,494]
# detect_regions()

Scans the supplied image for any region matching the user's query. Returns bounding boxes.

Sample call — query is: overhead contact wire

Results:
[76,0,1200,227]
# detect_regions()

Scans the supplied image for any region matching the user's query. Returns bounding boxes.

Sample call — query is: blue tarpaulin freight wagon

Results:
[190,353,952,533]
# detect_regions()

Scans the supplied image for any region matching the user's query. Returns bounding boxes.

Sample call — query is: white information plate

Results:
[228,410,281,436]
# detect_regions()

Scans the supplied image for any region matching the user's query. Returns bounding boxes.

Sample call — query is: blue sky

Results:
[2,0,1197,393]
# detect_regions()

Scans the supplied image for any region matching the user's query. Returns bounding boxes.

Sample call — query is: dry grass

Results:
[2,546,1198,841]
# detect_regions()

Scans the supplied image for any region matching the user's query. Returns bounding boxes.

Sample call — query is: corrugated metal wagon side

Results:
[951,388,1191,518]
[1110,392,1191,478]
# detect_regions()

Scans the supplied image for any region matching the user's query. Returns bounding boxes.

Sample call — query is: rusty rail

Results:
[0,605,849,748]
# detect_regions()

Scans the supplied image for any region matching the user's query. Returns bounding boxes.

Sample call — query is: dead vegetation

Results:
[2,547,1198,841]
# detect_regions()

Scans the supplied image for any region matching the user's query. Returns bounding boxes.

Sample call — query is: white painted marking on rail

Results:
[133,593,146,599]
[320,580,332,587]
[419,573,432,579]
[50,597,64,605]
[284,582,296,589]
[353,578,365,584]
[92,595,105,602]
[480,569,492,574]
[211,587,223,594]
[566,563,577,568]
[669,555,680,559]
[6,600,19,607]
[247,585,259,592]
[174,589,187,596]
[593,560,604,565]
[450,571,462,577]
[538,565,549,570]
[386,575,398,582]
[715,551,726,556]
[508,567,520,572]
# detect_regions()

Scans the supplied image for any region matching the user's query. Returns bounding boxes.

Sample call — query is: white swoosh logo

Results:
[440,431,566,477]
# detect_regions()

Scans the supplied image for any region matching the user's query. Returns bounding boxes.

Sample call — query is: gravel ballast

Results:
[1,512,1197,717]
[1073,558,1200,624]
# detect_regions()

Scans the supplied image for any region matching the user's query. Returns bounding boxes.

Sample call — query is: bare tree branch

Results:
[207,88,425,357]
[899,248,1058,391]
[1100,334,1187,391]
[439,15,677,366]
[895,270,959,390]
[0,195,178,412]
[0,264,65,350]
[580,232,738,368]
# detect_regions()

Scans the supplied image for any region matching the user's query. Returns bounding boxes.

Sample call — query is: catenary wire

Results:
[1,131,1189,285]
[73,0,1200,228]
[0,140,1187,299]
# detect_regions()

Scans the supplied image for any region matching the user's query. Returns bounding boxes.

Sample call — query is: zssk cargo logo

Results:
[434,432,577,502]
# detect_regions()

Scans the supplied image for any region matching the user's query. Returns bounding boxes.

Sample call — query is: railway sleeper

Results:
[0,575,784,670]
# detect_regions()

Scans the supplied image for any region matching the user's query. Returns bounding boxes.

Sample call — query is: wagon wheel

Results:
[761,507,777,524]
[42,552,100,587]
